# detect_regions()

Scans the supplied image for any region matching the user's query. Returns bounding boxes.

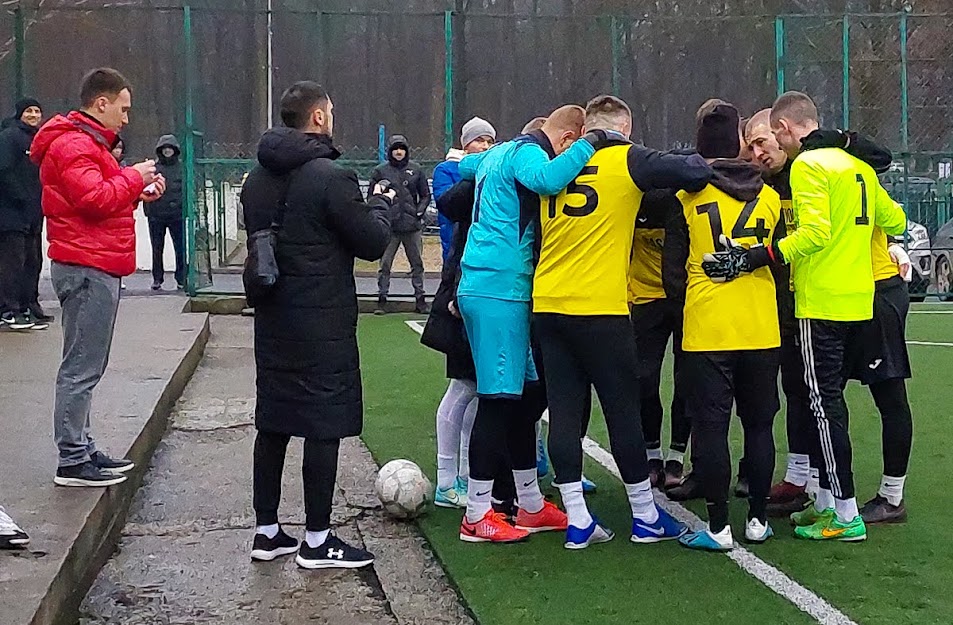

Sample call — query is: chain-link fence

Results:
[4,4,953,296]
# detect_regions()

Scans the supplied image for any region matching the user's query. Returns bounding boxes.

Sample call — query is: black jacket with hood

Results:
[664,159,785,301]
[0,118,41,233]
[367,134,431,233]
[146,134,184,222]
[241,127,391,440]
[420,178,476,379]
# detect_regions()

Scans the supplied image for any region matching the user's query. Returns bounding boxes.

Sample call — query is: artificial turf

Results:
[357,309,953,625]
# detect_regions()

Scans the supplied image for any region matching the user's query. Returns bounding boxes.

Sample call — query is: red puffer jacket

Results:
[30,111,145,277]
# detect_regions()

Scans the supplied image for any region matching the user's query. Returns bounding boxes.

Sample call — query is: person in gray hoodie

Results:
[367,134,431,313]
[146,134,185,290]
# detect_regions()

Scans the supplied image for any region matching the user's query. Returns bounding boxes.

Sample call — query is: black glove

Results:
[582,128,625,151]
[701,235,781,283]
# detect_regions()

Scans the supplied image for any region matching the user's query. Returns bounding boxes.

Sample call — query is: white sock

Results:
[514,468,544,514]
[305,529,330,548]
[784,453,810,487]
[458,397,478,482]
[879,475,906,506]
[666,449,685,464]
[256,523,279,539]
[626,479,659,523]
[807,467,820,496]
[834,497,859,523]
[815,488,835,512]
[647,448,663,462]
[436,379,476,489]
[556,481,593,529]
[466,478,494,523]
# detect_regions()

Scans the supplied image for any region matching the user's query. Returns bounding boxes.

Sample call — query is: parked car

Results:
[905,220,931,302]
[931,219,953,301]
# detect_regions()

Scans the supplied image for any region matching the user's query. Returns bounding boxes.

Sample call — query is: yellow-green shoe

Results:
[794,514,867,542]
[790,505,833,527]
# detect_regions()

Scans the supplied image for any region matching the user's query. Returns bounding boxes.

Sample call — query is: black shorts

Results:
[847,275,911,385]
[630,298,682,378]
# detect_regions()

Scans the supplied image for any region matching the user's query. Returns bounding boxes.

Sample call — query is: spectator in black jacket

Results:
[241,81,393,570]
[146,134,185,290]
[0,98,48,330]
[368,134,431,314]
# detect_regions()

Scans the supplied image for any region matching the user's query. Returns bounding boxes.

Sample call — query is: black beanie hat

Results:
[696,103,741,159]
[15,97,41,120]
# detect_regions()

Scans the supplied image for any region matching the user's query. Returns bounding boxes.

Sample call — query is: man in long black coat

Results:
[241,81,393,570]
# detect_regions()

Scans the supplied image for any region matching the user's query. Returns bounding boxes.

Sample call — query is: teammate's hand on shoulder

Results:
[581,129,625,150]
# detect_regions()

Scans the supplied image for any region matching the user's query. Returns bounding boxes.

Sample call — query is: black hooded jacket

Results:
[663,160,783,301]
[367,134,431,233]
[146,134,184,221]
[0,119,41,233]
[241,127,391,440]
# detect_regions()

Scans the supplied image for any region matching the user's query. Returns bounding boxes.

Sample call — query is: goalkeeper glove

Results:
[701,235,784,283]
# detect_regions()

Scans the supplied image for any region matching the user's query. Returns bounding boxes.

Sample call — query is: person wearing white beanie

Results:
[428,115,496,510]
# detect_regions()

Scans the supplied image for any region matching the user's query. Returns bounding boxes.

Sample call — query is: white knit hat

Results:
[460,117,496,149]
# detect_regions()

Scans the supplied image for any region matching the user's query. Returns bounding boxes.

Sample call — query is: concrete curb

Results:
[190,296,425,315]
[28,316,211,625]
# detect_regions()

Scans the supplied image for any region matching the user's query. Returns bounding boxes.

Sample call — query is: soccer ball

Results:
[375,459,432,519]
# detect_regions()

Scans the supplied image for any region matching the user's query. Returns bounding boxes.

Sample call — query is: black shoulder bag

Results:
[242,181,290,307]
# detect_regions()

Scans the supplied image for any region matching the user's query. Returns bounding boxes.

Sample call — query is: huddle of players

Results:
[443,89,911,550]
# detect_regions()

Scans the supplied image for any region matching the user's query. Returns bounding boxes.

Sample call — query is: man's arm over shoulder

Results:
[458,150,489,181]
[512,140,595,196]
[777,156,832,262]
[628,146,712,193]
[873,179,907,237]
[324,165,392,261]
[55,144,144,220]
[662,193,689,301]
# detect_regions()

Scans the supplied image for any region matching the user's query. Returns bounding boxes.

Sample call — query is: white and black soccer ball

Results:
[375,459,432,519]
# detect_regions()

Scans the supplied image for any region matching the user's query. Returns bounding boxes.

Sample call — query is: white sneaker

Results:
[744,517,775,543]
[0,506,29,548]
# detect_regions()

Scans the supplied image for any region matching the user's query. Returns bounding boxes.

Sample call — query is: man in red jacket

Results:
[31,68,166,487]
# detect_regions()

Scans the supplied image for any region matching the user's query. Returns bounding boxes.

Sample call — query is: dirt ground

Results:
[355,233,443,274]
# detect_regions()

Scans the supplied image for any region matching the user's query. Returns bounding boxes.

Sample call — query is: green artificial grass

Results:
[358,315,815,625]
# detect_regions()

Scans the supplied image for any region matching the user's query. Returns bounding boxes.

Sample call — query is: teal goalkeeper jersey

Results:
[777,148,906,322]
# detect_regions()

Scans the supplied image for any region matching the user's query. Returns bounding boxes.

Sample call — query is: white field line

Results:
[399,320,856,625]
[907,340,953,347]
[909,310,953,314]
[541,413,858,625]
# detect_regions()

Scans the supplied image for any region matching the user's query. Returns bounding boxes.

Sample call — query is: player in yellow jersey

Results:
[666,103,783,551]
[629,189,690,489]
[533,95,712,549]
[703,92,907,542]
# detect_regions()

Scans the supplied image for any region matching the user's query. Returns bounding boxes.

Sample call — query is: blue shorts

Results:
[457,295,538,398]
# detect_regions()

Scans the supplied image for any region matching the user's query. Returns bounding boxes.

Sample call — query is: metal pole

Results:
[900,11,909,151]
[842,15,850,129]
[444,10,454,153]
[775,16,785,97]
[378,124,386,163]
[267,0,274,128]
[14,4,25,101]
[610,16,622,97]
[183,4,197,295]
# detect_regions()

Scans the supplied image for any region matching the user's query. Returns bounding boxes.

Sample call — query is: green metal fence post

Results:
[444,10,453,154]
[14,3,25,100]
[842,15,850,129]
[183,4,197,295]
[900,11,909,151]
[610,16,622,97]
[775,16,785,96]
